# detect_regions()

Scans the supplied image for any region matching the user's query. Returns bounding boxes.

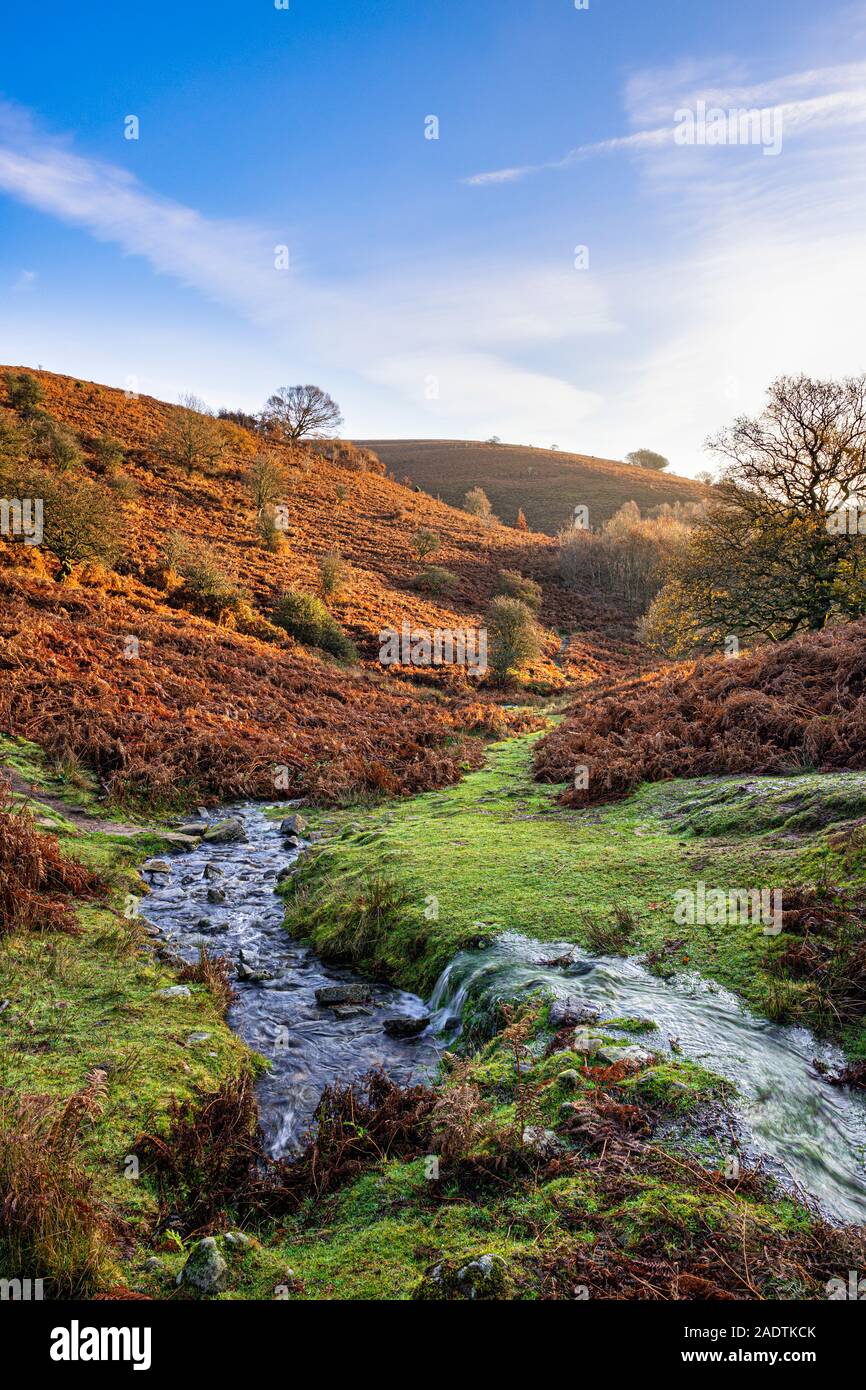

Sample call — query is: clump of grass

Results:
[495,569,542,611]
[282,865,415,970]
[177,947,236,1015]
[0,1070,114,1296]
[318,547,347,599]
[582,905,636,956]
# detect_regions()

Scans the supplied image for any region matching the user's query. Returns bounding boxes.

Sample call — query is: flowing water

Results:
[143,805,866,1224]
[429,933,866,1224]
[141,804,441,1157]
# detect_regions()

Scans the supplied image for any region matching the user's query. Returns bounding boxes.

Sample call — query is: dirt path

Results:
[2,765,146,837]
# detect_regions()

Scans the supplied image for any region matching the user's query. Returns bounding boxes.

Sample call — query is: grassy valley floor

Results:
[3,730,866,1300]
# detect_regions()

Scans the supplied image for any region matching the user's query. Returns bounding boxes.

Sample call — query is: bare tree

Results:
[248,453,288,515]
[157,394,225,472]
[261,385,343,442]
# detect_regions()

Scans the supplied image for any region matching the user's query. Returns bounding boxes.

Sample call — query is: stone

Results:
[203,864,224,880]
[175,823,205,837]
[157,985,191,1000]
[283,834,304,850]
[144,1256,165,1274]
[522,1126,565,1161]
[177,1237,227,1294]
[142,859,172,875]
[185,1032,212,1046]
[572,1031,606,1055]
[596,1044,655,1066]
[414,1253,513,1301]
[383,1014,430,1039]
[280,814,307,837]
[203,818,247,845]
[207,887,226,904]
[558,1069,581,1090]
[332,1004,371,1019]
[224,1231,252,1251]
[549,996,599,1030]
[315,984,372,1006]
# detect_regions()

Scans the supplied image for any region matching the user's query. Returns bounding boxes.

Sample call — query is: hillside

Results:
[360,438,708,534]
[0,369,633,808]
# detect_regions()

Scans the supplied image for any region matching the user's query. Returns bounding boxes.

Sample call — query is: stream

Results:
[142,804,866,1225]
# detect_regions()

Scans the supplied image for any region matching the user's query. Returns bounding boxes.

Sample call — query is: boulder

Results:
[383,1014,430,1039]
[558,1069,581,1091]
[280,814,307,837]
[315,984,371,1006]
[207,887,226,905]
[549,996,599,1030]
[224,1231,252,1251]
[142,859,172,875]
[596,1044,655,1067]
[522,1126,565,1161]
[203,818,247,845]
[203,864,224,880]
[177,1237,227,1294]
[414,1253,513,1301]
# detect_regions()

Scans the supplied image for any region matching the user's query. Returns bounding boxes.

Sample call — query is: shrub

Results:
[411,528,440,560]
[464,486,495,523]
[248,453,288,515]
[31,416,83,471]
[515,507,528,530]
[411,565,459,596]
[92,436,124,473]
[165,532,244,617]
[319,547,347,599]
[156,394,225,473]
[19,469,123,579]
[273,587,357,661]
[4,370,43,419]
[485,595,540,684]
[495,568,542,611]
[256,503,288,552]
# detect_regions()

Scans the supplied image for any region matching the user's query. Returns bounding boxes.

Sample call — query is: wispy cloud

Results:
[464,61,866,186]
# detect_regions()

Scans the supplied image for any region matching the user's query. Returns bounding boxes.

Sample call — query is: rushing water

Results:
[141,804,441,1157]
[142,805,866,1224]
[429,933,866,1224]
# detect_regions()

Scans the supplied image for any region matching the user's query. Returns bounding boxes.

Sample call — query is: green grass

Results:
[280,732,859,1019]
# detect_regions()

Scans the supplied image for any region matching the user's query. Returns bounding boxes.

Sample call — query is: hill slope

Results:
[0,369,632,808]
[361,438,707,533]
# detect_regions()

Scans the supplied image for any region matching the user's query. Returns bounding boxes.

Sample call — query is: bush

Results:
[4,371,43,419]
[164,532,244,617]
[273,587,357,661]
[411,565,459,596]
[92,436,124,473]
[495,569,541,611]
[0,788,104,933]
[156,395,225,473]
[319,547,347,599]
[486,596,540,684]
[256,503,288,552]
[248,453,288,515]
[31,416,83,471]
[411,528,440,560]
[16,469,123,579]
[464,486,495,523]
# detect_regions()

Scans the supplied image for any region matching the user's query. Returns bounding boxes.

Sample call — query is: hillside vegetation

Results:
[0,369,634,808]
[362,438,707,534]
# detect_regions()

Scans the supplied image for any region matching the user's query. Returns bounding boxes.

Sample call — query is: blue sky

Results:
[2,0,866,473]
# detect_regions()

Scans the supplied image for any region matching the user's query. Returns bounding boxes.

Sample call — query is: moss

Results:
[617,1061,734,1115]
